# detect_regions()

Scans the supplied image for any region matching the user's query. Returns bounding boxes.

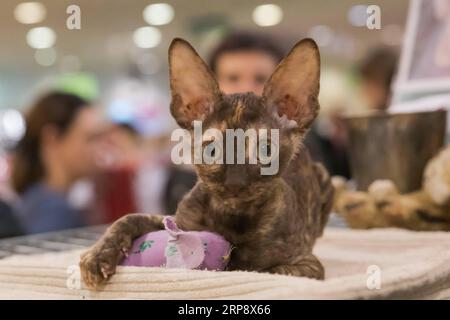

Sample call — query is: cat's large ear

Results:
[263,38,320,132]
[169,38,221,129]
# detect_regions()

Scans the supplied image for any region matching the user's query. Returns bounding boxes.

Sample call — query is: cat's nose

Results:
[224,166,248,194]
[224,180,246,193]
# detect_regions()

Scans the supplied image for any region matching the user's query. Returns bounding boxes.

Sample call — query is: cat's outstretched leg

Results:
[263,254,325,280]
[313,162,334,235]
[79,214,164,289]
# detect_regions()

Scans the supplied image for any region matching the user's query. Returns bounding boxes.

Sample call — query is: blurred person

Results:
[101,123,143,168]
[92,118,174,221]
[0,151,24,238]
[0,200,23,238]
[93,123,142,223]
[307,69,355,178]
[11,92,104,234]
[312,48,398,179]
[208,32,284,95]
[358,48,398,111]
[99,77,176,218]
[135,133,172,215]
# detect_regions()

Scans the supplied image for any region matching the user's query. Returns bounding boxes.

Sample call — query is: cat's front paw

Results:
[79,246,120,289]
[264,257,325,280]
[80,235,132,289]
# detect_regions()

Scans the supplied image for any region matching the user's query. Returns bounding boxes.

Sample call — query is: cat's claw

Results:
[101,267,109,279]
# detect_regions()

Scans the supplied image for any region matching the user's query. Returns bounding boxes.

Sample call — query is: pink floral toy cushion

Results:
[120,216,232,271]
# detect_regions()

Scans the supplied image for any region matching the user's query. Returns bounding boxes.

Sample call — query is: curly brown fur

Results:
[80,38,333,289]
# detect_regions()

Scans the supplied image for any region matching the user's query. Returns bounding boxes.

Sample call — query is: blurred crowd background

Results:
[0,0,409,237]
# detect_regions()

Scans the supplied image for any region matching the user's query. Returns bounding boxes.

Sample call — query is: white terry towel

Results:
[0,227,450,299]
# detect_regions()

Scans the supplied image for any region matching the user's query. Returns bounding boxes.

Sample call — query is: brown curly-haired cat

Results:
[80,38,334,289]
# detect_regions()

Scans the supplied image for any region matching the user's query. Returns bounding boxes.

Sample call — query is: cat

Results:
[80,38,334,289]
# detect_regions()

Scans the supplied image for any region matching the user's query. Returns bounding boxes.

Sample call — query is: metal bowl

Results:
[344,109,447,193]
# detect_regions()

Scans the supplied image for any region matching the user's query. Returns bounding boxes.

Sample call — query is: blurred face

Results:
[215,50,278,96]
[56,108,104,179]
[360,79,389,111]
[96,125,142,168]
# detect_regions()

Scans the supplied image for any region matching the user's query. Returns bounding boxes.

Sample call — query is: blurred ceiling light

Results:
[133,26,161,48]
[252,4,283,27]
[14,2,46,24]
[347,4,368,27]
[34,47,57,66]
[143,3,174,26]
[1,110,26,142]
[26,26,56,49]
[381,24,404,46]
[60,55,82,73]
[308,25,333,47]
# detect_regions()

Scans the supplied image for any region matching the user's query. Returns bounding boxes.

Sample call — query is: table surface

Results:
[0,214,347,259]
[0,225,107,259]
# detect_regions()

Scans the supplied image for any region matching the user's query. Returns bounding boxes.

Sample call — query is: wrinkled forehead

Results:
[204,92,276,131]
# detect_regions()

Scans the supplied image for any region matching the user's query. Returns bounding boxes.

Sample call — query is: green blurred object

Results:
[54,73,99,101]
